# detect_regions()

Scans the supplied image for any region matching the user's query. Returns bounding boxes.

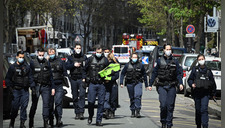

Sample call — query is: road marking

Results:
[126,118,133,124]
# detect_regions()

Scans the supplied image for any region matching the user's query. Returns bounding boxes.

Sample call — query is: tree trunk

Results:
[196,13,204,53]
[179,17,184,47]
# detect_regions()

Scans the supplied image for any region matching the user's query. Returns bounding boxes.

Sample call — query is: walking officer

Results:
[120,53,150,118]
[187,54,216,128]
[48,48,68,127]
[28,48,55,128]
[86,44,109,126]
[148,43,183,128]
[65,43,87,120]
[6,51,35,128]
[103,52,120,119]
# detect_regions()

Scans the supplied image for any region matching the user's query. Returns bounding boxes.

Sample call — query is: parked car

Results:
[86,51,96,58]
[184,56,221,97]
[178,53,198,95]
[56,48,73,61]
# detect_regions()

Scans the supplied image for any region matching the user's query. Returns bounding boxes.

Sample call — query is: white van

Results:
[112,45,130,64]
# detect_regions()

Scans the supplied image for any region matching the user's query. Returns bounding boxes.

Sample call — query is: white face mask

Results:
[104,53,109,57]
[198,60,205,66]
[165,50,172,56]
[75,49,81,54]
[38,56,44,60]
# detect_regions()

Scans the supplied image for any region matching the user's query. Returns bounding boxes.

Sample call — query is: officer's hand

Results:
[51,89,55,96]
[179,84,183,91]
[31,87,36,95]
[74,62,81,67]
[82,81,87,89]
[147,86,152,91]
[105,80,109,83]
[120,84,124,88]
[192,83,196,88]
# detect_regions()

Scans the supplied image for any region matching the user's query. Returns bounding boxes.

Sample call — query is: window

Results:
[184,57,197,67]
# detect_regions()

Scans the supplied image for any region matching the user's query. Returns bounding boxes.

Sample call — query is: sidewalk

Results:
[208,99,221,118]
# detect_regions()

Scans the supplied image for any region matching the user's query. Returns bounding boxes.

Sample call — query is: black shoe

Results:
[56,118,63,127]
[20,120,26,128]
[29,118,34,128]
[9,119,15,128]
[88,117,92,124]
[167,126,172,128]
[43,119,50,128]
[161,123,166,128]
[203,126,208,128]
[80,113,84,120]
[75,113,80,120]
[136,109,141,118]
[96,122,103,126]
[111,111,115,119]
[49,118,54,128]
[108,111,112,119]
[197,125,201,128]
[105,110,109,119]
[131,110,135,118]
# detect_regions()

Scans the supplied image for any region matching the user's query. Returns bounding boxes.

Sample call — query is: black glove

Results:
[9,86,13,94]
[111,70,115,75]
[31,87,36,95]
[82,81,87,89]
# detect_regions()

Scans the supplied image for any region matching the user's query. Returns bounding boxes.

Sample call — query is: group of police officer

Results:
[6,43,216,128]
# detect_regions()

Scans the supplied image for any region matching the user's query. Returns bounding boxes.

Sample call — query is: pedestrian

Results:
[86,44,109,126]
[148,43,183,128]
[48,48,68,127]
[28,48,55,128]
[187,54,216,128]
[6,51,35,128]
[65,43,87,120]
[103,46,110,58]
[103,52,120,119]
[120,53,150,118]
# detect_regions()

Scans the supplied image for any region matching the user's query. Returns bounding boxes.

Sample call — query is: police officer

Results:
[48,48,68,127]
[120,53,150,118]
[86,44,109,126]
[66,43,87,120]
[28,48,55,128]
[187,54,216,128]
[6,51,35,128]
[149,44,183,128]
[103,52,120,119]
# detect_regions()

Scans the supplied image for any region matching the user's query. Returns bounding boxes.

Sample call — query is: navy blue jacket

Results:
[5,62,35,88]
[149,55,183,87]
[187,66,216,96]
[120,61,148,87]
[65,53,87,79]
[30,57,55,89]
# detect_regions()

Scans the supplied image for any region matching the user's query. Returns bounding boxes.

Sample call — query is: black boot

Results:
[49,118,54,128]
[75,113,80,120]
[131,110,135,118]
[108,111,112,119]
[56,118,63,127]
[197,125,201,128]
[80,113,84,120]
[203,126,208,128]
[161,123,166,128]
[20,120,26,128]
[88,116,92,124]
[136,109,141,118]
[105,109,109,119]
[111,111,115,119]
[167,126,172,128]
[9,119,15,128]
[43,118,50,128]
[96,121,103,126]
[29,118,34,128]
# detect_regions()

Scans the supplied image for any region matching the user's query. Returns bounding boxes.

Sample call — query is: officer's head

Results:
[95,44,103,58]
[163,43,172,57]
[197,54,205,66]
[37,48,45,61]
[16,51,25,64]
[131,53,138,63]
[48,48,56,60]
[103,46,111,57]
[74,43,82,54]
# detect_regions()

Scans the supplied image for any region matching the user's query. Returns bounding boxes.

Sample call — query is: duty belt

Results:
[157,81,177,86]
[13,86,28,90]
[36,83,50,87]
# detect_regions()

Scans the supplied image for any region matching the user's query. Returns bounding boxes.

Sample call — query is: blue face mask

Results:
[18,58,24,64]
[132,58,137,63]
[96,53,102,58]
[50,54,55,59]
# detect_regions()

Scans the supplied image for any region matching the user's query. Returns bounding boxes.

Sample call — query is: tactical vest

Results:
[70,55,85,80]
[50,58,63,81]
[32,58,51,85]
[125,62,142,83]
[87,56,106,83]
[12,63,29,87]
[157,56,177,82]
[195,67,211,89]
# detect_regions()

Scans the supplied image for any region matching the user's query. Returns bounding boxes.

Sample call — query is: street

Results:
[3,84,221,128]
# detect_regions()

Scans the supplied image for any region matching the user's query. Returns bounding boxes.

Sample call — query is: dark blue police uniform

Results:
[6,62,35,127]
[86,54,109,125]
[103,61,120,118]
[66,52,87,119]
[29,57,55,128]
[149,55,183,127]
[49,56,68,126]
[188,65,216,128]
[120,60,148,117]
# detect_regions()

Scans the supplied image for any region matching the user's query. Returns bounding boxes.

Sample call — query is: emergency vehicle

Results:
[112,45,130,64]
[122,33,143,50]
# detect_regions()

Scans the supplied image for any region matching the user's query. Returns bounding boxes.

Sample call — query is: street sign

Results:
[75,36,80,42]
[185,34,195,38]
[204,16,219,33]
[142,57,149,64]
[186,25,195,34]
